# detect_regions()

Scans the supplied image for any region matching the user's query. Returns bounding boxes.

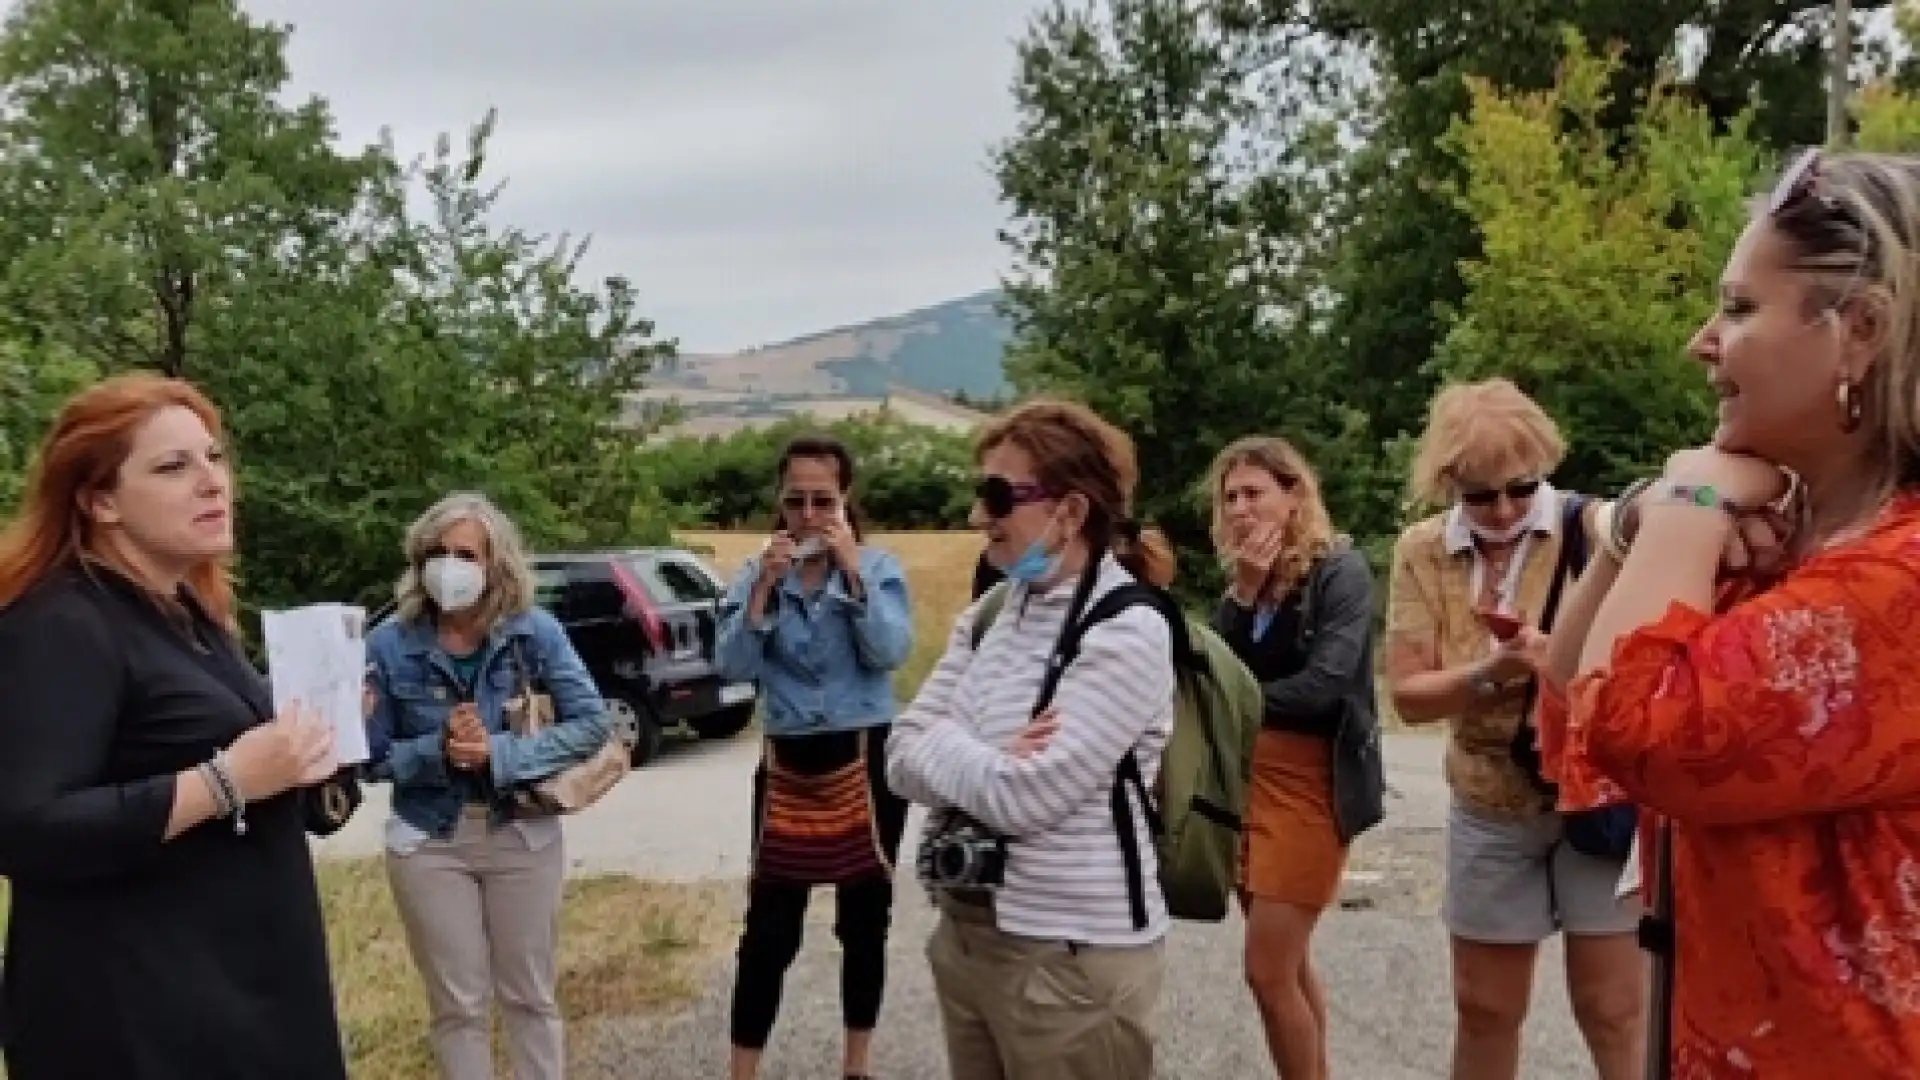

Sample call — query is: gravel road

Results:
[316,732,1595,1079]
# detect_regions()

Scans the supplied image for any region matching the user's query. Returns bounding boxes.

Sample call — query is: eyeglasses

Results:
[426,544,481,563]
[1457,478,1542,507]
[779,492,840,512]
[975,475,1057,519]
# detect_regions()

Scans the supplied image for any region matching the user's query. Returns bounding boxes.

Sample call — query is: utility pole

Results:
[1829,0,1854,146]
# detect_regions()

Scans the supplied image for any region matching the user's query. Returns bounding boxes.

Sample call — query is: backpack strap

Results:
[1039,579,1172,932]
[968,581,1011,652]
[1516,493,1593,798]
[1537,494,1591,636]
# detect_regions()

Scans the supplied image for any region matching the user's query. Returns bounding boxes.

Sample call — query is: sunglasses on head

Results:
[1457,478,1542,507]
[975,475,1057,519]
[1768,147,1837,219]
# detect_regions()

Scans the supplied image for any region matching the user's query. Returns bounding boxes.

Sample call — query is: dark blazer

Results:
[1212,540,1386,843]
[0,565,353,1079]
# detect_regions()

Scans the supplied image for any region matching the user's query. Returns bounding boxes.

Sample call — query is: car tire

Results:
[691,703,755,741]
[608,697,665,768]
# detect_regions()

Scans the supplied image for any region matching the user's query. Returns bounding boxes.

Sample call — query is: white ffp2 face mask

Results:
[422,556,486,613]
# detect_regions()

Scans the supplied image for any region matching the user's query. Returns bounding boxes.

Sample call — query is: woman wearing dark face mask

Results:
[364,492,612,1080]
[1384,379,1645,1080]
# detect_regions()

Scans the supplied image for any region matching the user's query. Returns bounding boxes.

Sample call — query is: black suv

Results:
[527,548,757,766]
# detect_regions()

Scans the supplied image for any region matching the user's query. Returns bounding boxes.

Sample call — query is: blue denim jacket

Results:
[364,605,610,839]
[714,546,913,736]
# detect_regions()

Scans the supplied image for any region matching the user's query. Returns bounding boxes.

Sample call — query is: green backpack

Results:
[971,579,1265,926]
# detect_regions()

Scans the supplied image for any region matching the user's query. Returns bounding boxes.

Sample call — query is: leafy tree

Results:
[1853,78,1920,151]
[995,0,1366,593]
[1300,1,1894,533]
[0,338,97,513]
[643,413,977,532]
[0,0,673,617]
[1434,31,1766,495]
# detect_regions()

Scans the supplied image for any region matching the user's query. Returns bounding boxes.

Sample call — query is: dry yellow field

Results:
[677,529,983,699]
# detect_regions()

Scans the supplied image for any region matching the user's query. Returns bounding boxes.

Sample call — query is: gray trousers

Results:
[386,809,567,1080]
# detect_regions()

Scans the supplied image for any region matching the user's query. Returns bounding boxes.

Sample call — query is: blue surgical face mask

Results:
[1005,518,1065,584]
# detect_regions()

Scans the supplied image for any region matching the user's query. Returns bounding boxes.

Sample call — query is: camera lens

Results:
[934,842,972,884]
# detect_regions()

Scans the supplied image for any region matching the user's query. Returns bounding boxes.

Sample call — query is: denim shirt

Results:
[714,545,913,737]
[364,605,610,841]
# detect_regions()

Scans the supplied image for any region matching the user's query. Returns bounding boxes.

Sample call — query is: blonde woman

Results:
[1539,149,1920,1077]
[1207,436,1382,1080]
[1384,379,1644,1080]
[365,492,612,1080]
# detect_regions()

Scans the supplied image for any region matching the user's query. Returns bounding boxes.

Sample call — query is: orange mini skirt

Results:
[1239,728,1349,910]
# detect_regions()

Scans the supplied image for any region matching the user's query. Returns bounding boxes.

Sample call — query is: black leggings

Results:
[729,725,909,1050]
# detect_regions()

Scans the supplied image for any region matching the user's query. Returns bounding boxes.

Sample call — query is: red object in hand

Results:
[1477,609,1523,641]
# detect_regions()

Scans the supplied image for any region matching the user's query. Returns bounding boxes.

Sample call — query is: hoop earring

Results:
[1837,378,1865,434]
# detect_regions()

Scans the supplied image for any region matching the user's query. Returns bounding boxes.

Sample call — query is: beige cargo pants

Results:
[926,898,1166,1080]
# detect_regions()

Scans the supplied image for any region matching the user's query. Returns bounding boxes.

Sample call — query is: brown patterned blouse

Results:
[1385,485,1599,819]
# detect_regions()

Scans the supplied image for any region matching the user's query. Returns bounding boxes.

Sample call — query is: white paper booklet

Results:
[261,603,370,765]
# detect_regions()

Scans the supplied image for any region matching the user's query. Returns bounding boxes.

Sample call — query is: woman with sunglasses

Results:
[363,491,612,1080]
[714,433,913,1080]
[886,399,1178,1080]
[1537,150,1920,1078]
[1384,378,1644,1080]
[1207,435,1379,1080]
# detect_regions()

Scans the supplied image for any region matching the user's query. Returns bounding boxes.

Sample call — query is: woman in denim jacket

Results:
[715,434,914,1080]
[365,491,611,1080]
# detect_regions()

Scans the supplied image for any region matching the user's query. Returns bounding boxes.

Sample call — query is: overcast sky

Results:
[244,1,1046,354]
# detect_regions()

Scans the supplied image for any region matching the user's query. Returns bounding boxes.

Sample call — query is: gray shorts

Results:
[1442,798,1642,945]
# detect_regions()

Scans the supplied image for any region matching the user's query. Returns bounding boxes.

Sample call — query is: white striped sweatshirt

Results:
[885,555,1175,946]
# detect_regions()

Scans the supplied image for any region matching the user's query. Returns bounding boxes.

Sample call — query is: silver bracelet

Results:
[1609,476,1657,558]
[205,751,248,836]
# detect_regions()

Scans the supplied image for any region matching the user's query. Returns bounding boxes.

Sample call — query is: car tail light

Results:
[610,561,668,653]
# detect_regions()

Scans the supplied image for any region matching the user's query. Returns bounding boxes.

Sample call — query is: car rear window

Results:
[629,557,722,604]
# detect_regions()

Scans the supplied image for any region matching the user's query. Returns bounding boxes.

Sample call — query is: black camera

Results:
[916,811,1009,891]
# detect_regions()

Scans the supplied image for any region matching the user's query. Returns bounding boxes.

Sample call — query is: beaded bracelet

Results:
[1606,476,1657,560]
[202,751,248,836]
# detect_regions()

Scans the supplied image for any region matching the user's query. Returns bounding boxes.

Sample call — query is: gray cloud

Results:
[246,0,1043,351]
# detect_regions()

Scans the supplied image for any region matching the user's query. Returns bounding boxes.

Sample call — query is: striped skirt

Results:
[750,725,907,888]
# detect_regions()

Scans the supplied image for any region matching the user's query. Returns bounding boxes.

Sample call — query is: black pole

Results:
[1641,819,1676,1080]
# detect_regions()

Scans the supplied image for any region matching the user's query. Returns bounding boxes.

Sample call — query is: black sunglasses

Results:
[1457,478,1542,507]
[425,543,481,563]
[975,475,1056,519]
[779,492,840,512]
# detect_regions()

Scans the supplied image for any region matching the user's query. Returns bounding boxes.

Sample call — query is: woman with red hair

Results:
[0,373,355,1079]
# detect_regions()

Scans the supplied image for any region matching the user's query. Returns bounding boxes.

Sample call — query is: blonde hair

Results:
[394,491,536,630]
[1205,435,1333,601]
[1407,377,1567,508]
[1766,152,1920,499]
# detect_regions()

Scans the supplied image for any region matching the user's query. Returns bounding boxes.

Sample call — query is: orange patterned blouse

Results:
[1538,493,1920,1080]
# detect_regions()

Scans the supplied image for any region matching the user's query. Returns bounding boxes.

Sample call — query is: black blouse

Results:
[0,565,349,1080]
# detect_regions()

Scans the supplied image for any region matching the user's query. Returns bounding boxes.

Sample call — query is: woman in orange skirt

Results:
[1208,436,1381,1080]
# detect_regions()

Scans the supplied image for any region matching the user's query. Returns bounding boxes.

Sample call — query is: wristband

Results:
[1646,480,1739,515]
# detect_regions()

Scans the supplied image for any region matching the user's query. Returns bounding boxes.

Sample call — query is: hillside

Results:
[655,290,1011,399]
